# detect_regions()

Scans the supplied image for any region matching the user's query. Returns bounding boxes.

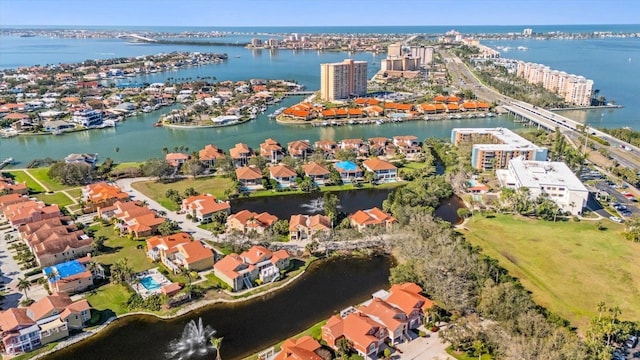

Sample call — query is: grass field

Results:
[66,187,83,199]
[3,170,45,193]
[114,162,143,170]
[461,214,640,328]
[91,225,153,273]
[132,177,234,211]
[26,167,68,192]
[85,283,131,316]
[32,192,75,208]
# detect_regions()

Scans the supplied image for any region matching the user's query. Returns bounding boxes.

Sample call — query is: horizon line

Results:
[2,23,639,28]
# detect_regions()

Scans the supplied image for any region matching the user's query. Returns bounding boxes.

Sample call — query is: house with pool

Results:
[333,161,363,183]
[43,256,104,294]
[213,245,290,291]
[146,232,215,274]
[362,158,398,182]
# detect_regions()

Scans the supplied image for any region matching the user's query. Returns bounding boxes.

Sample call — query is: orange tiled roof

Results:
[269,165,297,178]
[0,308,35,332]
[301,162,330,176]
[229,143,253,159]
[386,282,435,315]
[235,166,263,180]
[177,241,214,265]
[363,158,397,171]
[359,297,406,332]
[199,144,225,161]
[349,207,396,227]
[146,232,192,251]
[275,335,323,360]
[27,294,73,321]
[182,194,230,216]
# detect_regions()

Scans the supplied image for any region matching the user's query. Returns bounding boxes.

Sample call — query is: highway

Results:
[439,49,640,171]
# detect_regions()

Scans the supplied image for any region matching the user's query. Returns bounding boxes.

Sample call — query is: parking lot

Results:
[580,167,640,221]
[615,334,639,360]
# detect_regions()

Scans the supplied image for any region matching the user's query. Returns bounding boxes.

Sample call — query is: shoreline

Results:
[34,258,317,360]
[550,104,623,111]
[162,117,251,129]
[275,111,495,126]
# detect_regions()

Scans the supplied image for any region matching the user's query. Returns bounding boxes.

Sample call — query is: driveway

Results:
[115,177,216,241]
[0,229,27,308]
[395,326,454,360]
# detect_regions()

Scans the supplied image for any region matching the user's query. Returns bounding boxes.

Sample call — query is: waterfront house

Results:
[339,138,364,151]
[3,200,61,227]
[64,153,98,167]
[235,166,264,190]
[322,312,388,359]
[358,298,409,345]
[0,175,28,195]
[313,140,337,159]
[146,233,215,273]
[301,162,330,185]
[0,308,40,354]
[260,138,285,164]
[385,283,434,329]
[274,335,323,360]
[229,143,254,167]
[213,245,290,291]
[289,214,332,241]
[269,165,297,188]
[166,153,189,167]
[348,207,396,233]
[43,256,102,294]
[198,144,225,169]
[226,210,277,235]
[81,182,129,213]
[287,140,312,160]
[19,217,94,267]
[333,161,363,183]
[71,109,103,127]
[393,136,421,156]
[180,194,231,223]
[362,158,398,182]
[43,120,74,133]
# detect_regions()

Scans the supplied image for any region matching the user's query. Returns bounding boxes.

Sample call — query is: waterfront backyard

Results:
[461,214,640,328]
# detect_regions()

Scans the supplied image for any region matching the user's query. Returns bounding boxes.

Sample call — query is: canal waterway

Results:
[46,255,392,360]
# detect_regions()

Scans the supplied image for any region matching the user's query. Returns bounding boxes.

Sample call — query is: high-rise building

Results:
[523,28,533,36]
[387,43,402,58]
[516,61,594,106]
[320,59,368,101]
[410,46,434,66]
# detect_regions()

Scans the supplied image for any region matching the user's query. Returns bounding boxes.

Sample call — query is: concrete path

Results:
[21,169,50,192]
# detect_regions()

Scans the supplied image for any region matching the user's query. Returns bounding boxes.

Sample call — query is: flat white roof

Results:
[509,158,588,192]
[453,127,543,151]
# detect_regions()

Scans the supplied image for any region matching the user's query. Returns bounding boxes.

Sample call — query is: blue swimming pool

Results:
[335,161,358,172]
[139,276,162,291]
[43,259,86,282]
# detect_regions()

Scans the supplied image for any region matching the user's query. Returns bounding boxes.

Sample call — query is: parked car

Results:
[610,216,623,223]
[627,335,639,348]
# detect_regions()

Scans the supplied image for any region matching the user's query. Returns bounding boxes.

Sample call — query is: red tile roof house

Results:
[289,214,331,241]
[81,181,129,213]
[146,232,215,274]
[274,335,324,360]
[19,217,94,267]
[235,166,264,191]
[362,158,398,183]
[2,200,61,227]
[98,201,164,238]
[287,140,312,160]
[322,312,388,359]
[180,194,230,223]
[358,297,410,345]
[392,135,421,156]
[0,308,41,354]
[229,143,255,168]
[165,152,190,167]
[349,207,396,233]
[225,210,277,235]
[301,162,330,185]
[198,144,226,169]
[379,283,435,330]
[313,140,337,159]
[213,245,290,291]
[260,138,285,164]
[44,256,98,294]
[269,165,298,188]
[333,161,363,183]
[0,176,28,195]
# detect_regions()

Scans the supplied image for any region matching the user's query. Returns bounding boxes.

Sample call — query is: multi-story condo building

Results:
[516,61,593,106]
[497,157,589,215]
[451,128,548,170]
[320,59,368,101]
[71,109,103,127]
[409,45,434,66]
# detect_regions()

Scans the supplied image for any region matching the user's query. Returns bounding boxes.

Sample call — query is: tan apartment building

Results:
[516,61,593,106]
[320,59,368,101]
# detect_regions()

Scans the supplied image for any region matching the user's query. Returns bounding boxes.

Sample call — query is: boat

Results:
[486,112,496,117]
[0,157,15,169]
[375,120,384,125]
[153,122,164,127]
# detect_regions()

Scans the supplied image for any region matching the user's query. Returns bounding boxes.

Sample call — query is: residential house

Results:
[314,140,337,159]
[260,138,284,164]
[198,144,225,169]
[81,182,129,213]
[322,312,387,359]
[289,214,331,241]
[0,308,41,354]
[99,201,164,238]
[19,217,94,267]
[146,233,215,273]
[392,136,421,155]
[362,158,398,182]
[235,166,264,190]
[287,140,312,160]
[359,298,409,345]
[269,165,297,188]
[213,245,290,291]
[43,257,100,294]
[180,194,230,223]
[226,210,277,234]
[274,335,323,360]
[64,153,98,167]
[166,153,189,167]
[301,162,330,185]
[368,137,390,156]
[0,176,28,195]
[385,283,434,329]
[333,161,363,183]
[229,143,254,167]
[2,200,61,227]
[349,207,396,233]
[0,193,28,208]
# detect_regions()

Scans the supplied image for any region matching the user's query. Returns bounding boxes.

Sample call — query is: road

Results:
[439,49,640,172]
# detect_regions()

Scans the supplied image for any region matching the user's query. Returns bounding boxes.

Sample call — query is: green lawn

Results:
[26,167,68,191]
[242,319,326,360]
[446,347,493,360]
[3,170,45,193]
[66,187,83,199]
[401,162,429,170]
[85,283,131,316]
[132,177,234,211]
[10,342,59,360]
[114,162,143,170]
[32,192,75,208]
[91,225,153,273]
[461,214,640,328]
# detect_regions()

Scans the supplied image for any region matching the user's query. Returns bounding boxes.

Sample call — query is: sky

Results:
[1,0,639,27]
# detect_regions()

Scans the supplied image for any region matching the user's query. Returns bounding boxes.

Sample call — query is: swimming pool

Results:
[43,259,87,282]
[139,276,162,291]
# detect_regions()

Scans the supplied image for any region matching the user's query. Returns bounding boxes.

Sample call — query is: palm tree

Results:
[210,337,223,360]
[17,277,31,299]
[180,267,193,299]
